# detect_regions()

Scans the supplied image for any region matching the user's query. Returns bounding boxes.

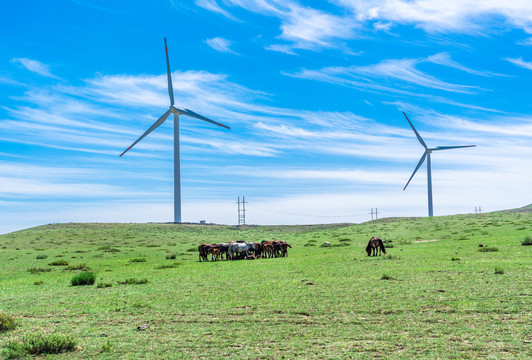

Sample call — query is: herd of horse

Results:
[197,236,385,262]
[198,240,292,261]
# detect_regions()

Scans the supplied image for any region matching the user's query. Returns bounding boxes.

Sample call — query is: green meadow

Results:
[1,208,531,359]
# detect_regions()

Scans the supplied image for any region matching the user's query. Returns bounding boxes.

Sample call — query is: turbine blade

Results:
[120,109,172,157]
[403,112,427,149]
[177,107,230,129]
[165,38,175,106]
[431,145,476,151]
[403,152,427,191]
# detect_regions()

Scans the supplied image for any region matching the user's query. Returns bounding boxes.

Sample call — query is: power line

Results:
[252,205,370,219]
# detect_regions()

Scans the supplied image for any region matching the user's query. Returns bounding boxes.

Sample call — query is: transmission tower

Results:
[237,196,247,226]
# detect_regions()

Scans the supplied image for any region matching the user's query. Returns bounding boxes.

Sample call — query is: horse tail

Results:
[380,240,386,254]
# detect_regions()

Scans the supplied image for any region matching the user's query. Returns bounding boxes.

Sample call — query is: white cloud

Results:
[11,58,58,78]
[205,37,238,54]
[195,0,238,20]
[335,0,532,34]
[290,54,478,95]
[504,57,532,71]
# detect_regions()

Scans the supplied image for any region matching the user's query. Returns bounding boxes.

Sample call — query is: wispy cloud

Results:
[205,37,238,54]
[200,0,357,52]
[335,0,532,34]
[11,58,58,78]
[290,54,478,95]
[504,57,532,71]
[195,0,238,20]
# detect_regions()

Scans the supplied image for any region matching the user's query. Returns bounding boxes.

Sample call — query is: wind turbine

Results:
[402,112,475,217]
[120,38,230,223]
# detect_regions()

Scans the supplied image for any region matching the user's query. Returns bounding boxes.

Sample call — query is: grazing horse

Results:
[209,248,221,261]
[280,242,292,257]
[228,242,253,260]
[262,244,274,258]
[366,237,386,256]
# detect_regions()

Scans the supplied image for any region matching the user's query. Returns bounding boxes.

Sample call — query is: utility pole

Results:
[237,196,247,226]
[375,208,379,220]
[370,208,374,221]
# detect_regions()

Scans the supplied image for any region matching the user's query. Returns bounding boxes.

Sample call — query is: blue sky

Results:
[1,0,532,233]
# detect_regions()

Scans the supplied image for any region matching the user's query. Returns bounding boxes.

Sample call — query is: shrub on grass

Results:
[478,246,499,252]
[36,254,48,259]
[130,258,147,263]
[97,246,120,253]
[398,238,412,245]
[522,235,532,246]
[101,339,112,352]
[65,263,91,271]
[165,252,177,259]
[0,312,17,332]
[451,256,461,261]
[156,262,181,269]
[3,333,77,357]
[48,260,69,266]
[70,272,96,286]
[494,266,504,275]
[381,273,395,280]
[28,267,51,274]
[118,278,148,285]
[34,280,44,285]
[96,282,112,288]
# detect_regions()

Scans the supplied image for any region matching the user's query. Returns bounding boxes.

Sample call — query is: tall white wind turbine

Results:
[120,38,230,223]
[402,112,475,217]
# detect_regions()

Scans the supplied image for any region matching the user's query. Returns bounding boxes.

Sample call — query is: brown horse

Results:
[366,237,386,256]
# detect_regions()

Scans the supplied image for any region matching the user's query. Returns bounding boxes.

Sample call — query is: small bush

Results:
[156,263,180,269]
[165,253,177,260]
[34,280,44,285]
[522,235,532,246]
[65,263,91,271]
[4,333,77,357]
[451,256,461,261]
[478,246,499,252]
[70,272,96,286]
[339,238,352,242]
[118,278,148,285]
[96,282,112,288]
[130,258,146,263]
[304,243,316,247]
[97,246,120,253]
[494,266,504,274]
[0,312,17,332]
[381,273,395,280]
[36,254,48,259]
[398,238,412,245]
[28,267,51,274]
[101,339,112,352]
[49,260,69,266]
[385,243,395,248]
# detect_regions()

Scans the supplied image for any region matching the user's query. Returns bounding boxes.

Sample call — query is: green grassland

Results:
[1,209,531,359]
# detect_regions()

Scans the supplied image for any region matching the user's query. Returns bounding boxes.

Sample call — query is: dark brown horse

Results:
[366,237,386,256]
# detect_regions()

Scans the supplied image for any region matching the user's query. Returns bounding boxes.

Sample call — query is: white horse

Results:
[228,242,253,260]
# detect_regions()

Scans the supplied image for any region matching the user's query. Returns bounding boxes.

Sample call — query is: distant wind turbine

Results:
[402,112,475,217]
[120,38,230,223]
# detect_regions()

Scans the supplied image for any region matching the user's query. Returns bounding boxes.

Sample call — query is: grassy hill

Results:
[1,211,531,359]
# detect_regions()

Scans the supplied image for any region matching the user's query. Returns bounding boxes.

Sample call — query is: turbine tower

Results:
[402,112,475,217]
[120,38,230,223]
